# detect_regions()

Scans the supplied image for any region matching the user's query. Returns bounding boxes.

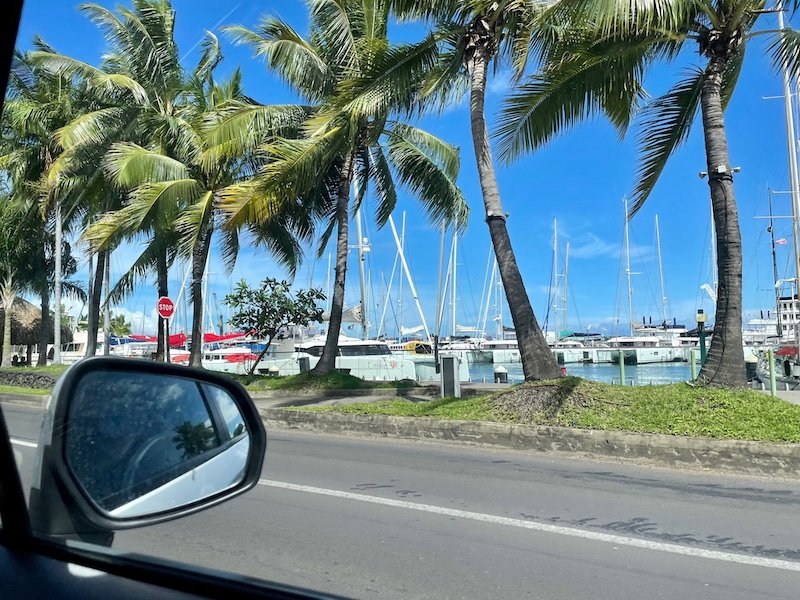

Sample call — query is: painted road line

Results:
[259,479,800,573]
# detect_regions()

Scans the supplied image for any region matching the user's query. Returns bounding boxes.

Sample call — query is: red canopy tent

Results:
[203,332,249,343]
[775,346,798,356]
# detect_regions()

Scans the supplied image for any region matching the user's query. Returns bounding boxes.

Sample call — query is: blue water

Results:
[469,362,692,386]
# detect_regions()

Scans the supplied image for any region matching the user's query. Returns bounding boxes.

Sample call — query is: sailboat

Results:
[607,205,687,365]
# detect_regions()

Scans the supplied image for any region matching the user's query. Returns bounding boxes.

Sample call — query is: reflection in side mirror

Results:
[66,371,249,518]
[29,357,265,542]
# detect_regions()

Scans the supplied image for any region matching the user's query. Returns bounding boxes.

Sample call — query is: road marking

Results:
[259,479,800,572]
[10,438,38,448]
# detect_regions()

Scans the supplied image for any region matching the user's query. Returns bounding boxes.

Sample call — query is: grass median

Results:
[299,377,800,443]
[227,371,418,391]
[0,384,50,396]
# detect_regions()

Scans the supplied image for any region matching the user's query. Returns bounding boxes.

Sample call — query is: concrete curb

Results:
[0,392,48,409]
[248,387,435,400]
[262,408,800,479]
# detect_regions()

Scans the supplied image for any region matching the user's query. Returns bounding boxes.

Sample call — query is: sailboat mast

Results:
[451,230,457,338]
[655,214,668,324]
[495,260,503,340]
[769,189,782,338]
[387,214,431,341]
[562,242,569,335]
[434,221,446,338]
[624,197,634,336]
[397,212,405,340]
[552,218,559,337]
[777,2,800,288]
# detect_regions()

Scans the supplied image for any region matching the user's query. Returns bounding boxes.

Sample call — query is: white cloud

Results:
[568,233,621,259]
[487,70,513,96]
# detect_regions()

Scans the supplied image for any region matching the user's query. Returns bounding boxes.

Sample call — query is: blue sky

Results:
[13,1,800,337]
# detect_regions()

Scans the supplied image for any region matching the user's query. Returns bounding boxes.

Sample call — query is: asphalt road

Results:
[5,403,800,599]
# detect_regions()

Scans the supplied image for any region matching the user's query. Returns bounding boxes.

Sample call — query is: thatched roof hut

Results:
[0,297,73,346]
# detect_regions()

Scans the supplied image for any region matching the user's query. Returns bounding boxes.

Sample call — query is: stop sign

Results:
[156,296,175,319]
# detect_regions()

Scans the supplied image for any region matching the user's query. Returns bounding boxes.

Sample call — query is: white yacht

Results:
[607,336,684,364]
[482,339,520,363]
[389,340,472,382]
[253,335,422,382]
[439,337,493,363]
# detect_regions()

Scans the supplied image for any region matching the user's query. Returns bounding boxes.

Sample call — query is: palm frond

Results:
[224,19,332,101]
[496,36,660,162]
[366,145,398,226]
[56,107,130,150]
[194,31,223,84]
[387,122,460,178]
[103,143,190,188]
[27,51,148,104]
[337,33,440,116]
[175,190,214,257]
[549,0,701,38]
[768,27,800,81]
[217,225,240,274]
[385,124,468,227]
[629,68,704,216]
[308,0,358,70]
[258,127,344,199]
[201,103,311,165]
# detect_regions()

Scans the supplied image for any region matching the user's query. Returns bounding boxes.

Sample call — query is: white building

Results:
[777,294,800,342]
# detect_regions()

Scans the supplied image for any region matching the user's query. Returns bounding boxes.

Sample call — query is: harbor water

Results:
[470,362,692,386]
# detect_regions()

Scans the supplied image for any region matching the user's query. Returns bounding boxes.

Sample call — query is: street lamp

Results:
[696,309,708,364]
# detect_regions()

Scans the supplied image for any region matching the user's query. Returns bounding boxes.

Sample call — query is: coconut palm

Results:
[1,48,91,364]
[494,0,800,386]
[226,0,469,374]
[109,313,132,337]
[32,0,193,362]
[0,196,39,367]
[389,0,562,380]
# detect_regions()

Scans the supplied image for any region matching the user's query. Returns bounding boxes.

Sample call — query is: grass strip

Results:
[296,378,800,443]
[0,384,50,396]
[227,371,417,391]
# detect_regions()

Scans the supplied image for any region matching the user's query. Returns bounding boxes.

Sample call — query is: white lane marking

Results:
[10,438,38,448]
[259,479,800,572]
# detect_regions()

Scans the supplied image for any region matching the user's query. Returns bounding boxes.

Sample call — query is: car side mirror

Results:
[29,357,266,544]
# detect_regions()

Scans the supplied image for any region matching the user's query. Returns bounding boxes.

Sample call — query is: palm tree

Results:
[109,313,132,337]
[391,0,563,380]
[0,196,38,367]
[32,0,190,362]
[226,0,468,375]
[1,48,90,365]
[495,0,800,386]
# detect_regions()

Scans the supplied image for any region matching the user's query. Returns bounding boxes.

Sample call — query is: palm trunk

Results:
[53,199,62,364]
[156,247,170,363]
[103,252,111,355]
[85,250,106,357]
[1,281,17,368]
[189,224,213,368]
[697,58,746,387]
[467,45,561,381]
[312,152,356,375]
[38,280,50,366]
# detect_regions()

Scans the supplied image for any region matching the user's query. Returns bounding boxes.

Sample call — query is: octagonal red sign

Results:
[157,296,175,319]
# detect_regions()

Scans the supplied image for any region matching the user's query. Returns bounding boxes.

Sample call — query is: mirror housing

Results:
[29,357,266,544]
